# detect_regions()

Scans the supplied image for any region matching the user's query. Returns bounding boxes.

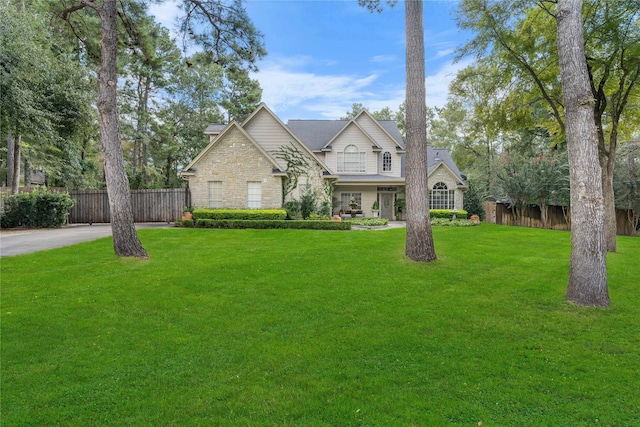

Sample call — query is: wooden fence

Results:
[483,201,638,236]
[69,188,190,223]
[1,187,190,224]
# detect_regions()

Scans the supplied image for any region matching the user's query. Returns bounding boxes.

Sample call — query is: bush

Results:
[429,209,468,219]
[192,209,287,221]
[283,200,301,220]
[347,218,389,226]
[463,178,487,221]
[431,218,478,227]
[187,219,350,230]
[1,189,74,228]
[299,190,317,220]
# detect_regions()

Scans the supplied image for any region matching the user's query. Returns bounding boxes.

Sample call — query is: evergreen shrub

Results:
[429,209,468,219]
[1,189,74,228]
[192,209,287,221]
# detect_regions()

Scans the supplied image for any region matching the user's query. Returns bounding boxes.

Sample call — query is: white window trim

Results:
[208,181,223,208]
[247,181,262,209]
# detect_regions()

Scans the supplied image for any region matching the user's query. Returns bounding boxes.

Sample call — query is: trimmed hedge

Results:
[429,209,468,219]
[1,189,74,228]
[178,219,351,230]
[192,209,287,221]
[431,218,478,227]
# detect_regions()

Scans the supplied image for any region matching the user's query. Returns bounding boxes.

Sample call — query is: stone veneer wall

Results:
[188,127,282,208]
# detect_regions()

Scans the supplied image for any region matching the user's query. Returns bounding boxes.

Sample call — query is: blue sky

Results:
[150,0,474,121]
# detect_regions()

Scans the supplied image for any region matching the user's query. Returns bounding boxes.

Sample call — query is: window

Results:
[383,152,392,172]
[208,181,223,208]
[430,182,454,210]
[247,181,262,208]
[340,193,362,210]
[337,145,366,172]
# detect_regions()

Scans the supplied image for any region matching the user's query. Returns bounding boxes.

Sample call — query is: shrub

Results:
[1,189,74,228]
[347,218,389,226]
[431,218,477,227]
[190,219,350,230]
[283,200,301,220]
[192,209,287,221]
[429,209,468,219]
[463,178,487,221]
[299,188,317,219]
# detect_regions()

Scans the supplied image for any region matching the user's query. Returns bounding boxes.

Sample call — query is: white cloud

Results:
[253,56,473,120]
[148,0,181,33]
[372,55,397,63]
[425,58,474,109]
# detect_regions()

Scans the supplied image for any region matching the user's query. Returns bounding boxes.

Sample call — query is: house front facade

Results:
[180,103,467,219]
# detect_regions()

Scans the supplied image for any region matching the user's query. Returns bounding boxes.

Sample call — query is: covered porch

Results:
[333,176,405,220]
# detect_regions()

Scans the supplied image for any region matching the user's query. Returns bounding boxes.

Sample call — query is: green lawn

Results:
[1,225,639,426]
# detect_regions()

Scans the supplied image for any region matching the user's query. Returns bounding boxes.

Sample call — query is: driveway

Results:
[0,223,171,258]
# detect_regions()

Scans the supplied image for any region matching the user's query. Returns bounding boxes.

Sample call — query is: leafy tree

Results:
[219,65,262,122]
[340,103,367,120]
[0,2,94,192]
[530,151,570,228]
[556,0,609,307]
[614,141,640,233]
[457,0,640,252]
[56,0,265,257]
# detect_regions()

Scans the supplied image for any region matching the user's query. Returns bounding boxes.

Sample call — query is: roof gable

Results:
[323,120,379,150]
[181,121,282,173]
[353,109,405,150]
[242,103,332,173]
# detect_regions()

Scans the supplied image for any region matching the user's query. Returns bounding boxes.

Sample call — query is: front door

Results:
[380,193,394,220]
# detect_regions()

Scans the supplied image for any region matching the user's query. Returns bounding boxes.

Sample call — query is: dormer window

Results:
[337,144,366,173]
[383,152,392,172]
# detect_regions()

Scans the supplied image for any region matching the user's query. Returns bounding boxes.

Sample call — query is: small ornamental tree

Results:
[530,151,570,228]
[496,154,536,225]
[614,143,640,234]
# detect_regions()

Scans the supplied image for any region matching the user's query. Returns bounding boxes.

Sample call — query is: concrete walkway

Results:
[0,223,170,258]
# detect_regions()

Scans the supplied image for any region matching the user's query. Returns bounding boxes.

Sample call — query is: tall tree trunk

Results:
[97,0,148,258]
[404,0,436,262]
[9,132,21,194]
[601,162,616,251]
[7,132,14,188]
[556,0,608,307]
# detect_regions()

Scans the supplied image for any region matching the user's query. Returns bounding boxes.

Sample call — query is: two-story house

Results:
[180,103,467,219]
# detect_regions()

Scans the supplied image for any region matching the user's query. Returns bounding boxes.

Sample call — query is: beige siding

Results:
[356,114,402,177]
[331,124,375,174]
[243,108,311,171]
[187,127,282,209]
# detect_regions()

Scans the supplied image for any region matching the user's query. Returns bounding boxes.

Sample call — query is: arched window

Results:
[338,144,366,172]
[382,152,392,172]
[430,182,454,209]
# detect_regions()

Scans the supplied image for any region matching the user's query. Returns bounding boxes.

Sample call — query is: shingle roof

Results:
[286,120,348,151]
[399,146,466,185]
[286,118,405,151]
[204,124,227,134]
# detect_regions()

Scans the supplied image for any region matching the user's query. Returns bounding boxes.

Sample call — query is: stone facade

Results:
[188,127,282,209]
[428,164,465,210]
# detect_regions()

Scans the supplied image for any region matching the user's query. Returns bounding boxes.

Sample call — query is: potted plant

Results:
[182,206,193,221]
[371,200,380,218]
[395,198,405,220]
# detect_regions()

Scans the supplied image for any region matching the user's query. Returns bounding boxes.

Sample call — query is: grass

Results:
[1,225,639,426]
